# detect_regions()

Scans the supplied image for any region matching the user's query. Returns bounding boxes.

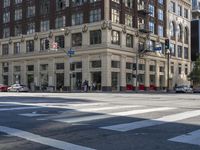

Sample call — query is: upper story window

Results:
[55,35,65,48]
[184,27,189,44]
[177,45,182,58]
[149,21,154,34]
[55,16,66,29]
[72,12,83,25]
[125,14,132,27]
[158,25,164,37]
[178,5,182,16]
[184,47,189,59]
[158,0,163,5]
[126,34,133,48]
[111,9,120,23]
[27,6,35,18]
[56,0,66,11]
[177,24,182,41]
[3,11,10,23]
[27,65,34,71]
[40,38,49,51]
[71,0,86,6]
[158,9,163,21]
[3,27,10,38]
[27,22,35,34]
[125,0,132,8]
[26,40,34,52]
[2,44,9,55]
[111,30,120,45]
[149,4,155,17]
[4,0,10,8]
[170,22,176,39]
[14,24,22,36]
[112,0,120,4]
[40,0,50,15]
[170,1,176,13]
[40,20,49,32]
[90,30,102,45]
[184,8,189,19]
[15,9,22,21]
[90,9,101,23]
[170,43,176,56]
[14,42,21,54]
[15,0,22,4]
[72,33,82,46]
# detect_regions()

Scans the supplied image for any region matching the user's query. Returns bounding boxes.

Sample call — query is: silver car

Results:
[7,84,29,92]
[175,85,193,93]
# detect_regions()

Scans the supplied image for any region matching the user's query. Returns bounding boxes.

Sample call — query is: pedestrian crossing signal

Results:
[165,39,170,50]
[45,39,49,49]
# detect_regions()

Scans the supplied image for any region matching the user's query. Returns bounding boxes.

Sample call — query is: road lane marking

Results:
[54,107,175,123]
[0,107,40,111]
[19,113,50,117]
[0,126,95,150]
[168,129,200,146]
[101,110,200,132]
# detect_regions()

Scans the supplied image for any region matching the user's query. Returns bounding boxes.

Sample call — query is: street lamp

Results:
[166,49,170,92]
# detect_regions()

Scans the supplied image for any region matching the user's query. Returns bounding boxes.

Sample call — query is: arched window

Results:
[184,27,189,44]
[170,22,176,39]
[177,24,182,41]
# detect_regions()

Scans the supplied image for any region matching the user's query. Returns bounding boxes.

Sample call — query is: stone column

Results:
[64,58,70,91]
[144,59,150,90]
[104,0,110,21]
[9,43,14,55]
[8,62,14,85]
[120,55,126,91]
[21,61,27,85]
[82,55,90,84]
[155,60,160,90]
[34,60,40,90]
[48,58,55,89]
[102,29,111,46]
[101,53,112,91]
[34,39,40,52]
[0,63,3,83]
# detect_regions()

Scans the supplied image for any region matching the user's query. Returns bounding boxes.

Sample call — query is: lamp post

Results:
[166,49,170,92]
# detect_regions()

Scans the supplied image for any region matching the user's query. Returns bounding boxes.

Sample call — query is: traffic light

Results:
[165,39,170,50]
[45,39,49,49]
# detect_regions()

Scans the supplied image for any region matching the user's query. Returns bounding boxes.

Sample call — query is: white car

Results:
[7,84,29,92]
[175,85,193,93]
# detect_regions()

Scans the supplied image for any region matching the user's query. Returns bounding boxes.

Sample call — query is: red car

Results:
[0,84,8,92]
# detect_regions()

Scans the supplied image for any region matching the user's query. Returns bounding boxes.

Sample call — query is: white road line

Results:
[0,102,106,109]
[0,107,40,111]
[0,126,95,150]
[168,129,200,146]
[20,113,50,117]
[101,110,200,132]
[55,107,175,123]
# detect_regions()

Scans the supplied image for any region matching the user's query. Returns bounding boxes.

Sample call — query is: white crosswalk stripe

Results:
[0,125,95,150]
[101,110,200,132]
[54,107,175,123]
[0,107,40,111]
[168,129,200,146]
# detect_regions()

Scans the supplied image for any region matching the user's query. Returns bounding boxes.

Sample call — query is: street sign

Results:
[67,48,75,57]
[154,47,162,51]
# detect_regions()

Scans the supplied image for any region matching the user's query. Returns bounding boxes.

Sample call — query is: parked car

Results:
[7,84,29,92]
[193,86,200,93]
[0,84,8,92]
[175,85,193,93]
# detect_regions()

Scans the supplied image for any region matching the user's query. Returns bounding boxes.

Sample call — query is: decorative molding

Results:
[122,25,127,34]
[34,33,38,40]
[108,21,112,30]
[48,31,53,38]
[64,28,70,36]
[21,35,25,43]
[101,21,107,30]
[9,38,12,44]
[82,24,88,33]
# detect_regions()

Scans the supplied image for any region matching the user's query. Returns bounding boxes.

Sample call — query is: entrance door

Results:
[27,74,34,90]
[56,73,64,91]
[91,72,101,90]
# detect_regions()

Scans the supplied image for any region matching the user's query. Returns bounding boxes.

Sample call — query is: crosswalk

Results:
[0,101,200,148]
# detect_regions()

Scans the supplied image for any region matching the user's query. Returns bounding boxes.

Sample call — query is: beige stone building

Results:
[0,0,191,91]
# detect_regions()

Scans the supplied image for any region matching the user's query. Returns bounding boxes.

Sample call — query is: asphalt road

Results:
[0,92,200,150]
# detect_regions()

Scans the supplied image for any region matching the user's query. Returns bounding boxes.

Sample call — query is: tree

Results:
[188,57,200,86]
